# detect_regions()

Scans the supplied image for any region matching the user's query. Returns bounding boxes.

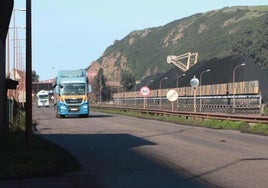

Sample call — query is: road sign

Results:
[167,89,178,102]
[140,86,150,97]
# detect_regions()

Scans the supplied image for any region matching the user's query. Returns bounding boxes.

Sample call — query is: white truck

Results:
[36,90,50,107]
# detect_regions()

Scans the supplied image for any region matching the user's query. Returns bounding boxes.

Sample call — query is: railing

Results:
[113,80,260,99]
[92,105,268,124]
[111,94,262,114]
[111,80,262,114]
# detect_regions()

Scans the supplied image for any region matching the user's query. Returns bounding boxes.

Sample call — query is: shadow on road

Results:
[89,114,114,118]
[41,133,216,188]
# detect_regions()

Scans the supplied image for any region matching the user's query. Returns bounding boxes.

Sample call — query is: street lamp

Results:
[134,81,141,105]
[232,63,246,113]
[9,26,26,80]
[199,69,210,112]
[13,8,26,79]
[12,38,26,72]
[176,73,185,108]
[176,73,185,89]
[145,79,153,107]
[146,79,153,86]
[159,77,168,109]
[190,75,199,113]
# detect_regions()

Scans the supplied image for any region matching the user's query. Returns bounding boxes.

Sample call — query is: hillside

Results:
[88,6,268,102]
[87,5,268,82]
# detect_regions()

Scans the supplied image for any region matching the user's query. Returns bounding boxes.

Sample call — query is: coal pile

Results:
[140,55,268,103]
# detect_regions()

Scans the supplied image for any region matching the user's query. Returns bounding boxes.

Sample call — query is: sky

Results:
[12,0,267,81]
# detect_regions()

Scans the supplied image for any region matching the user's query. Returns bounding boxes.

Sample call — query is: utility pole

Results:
[25,0,32,148]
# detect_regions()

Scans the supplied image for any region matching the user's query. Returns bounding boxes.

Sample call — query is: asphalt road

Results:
[31,105,268,188]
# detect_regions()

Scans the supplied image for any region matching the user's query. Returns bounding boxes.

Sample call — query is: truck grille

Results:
[65,98,83,104]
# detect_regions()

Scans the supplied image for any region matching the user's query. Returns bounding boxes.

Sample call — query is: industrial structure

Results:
[167,52,198,72]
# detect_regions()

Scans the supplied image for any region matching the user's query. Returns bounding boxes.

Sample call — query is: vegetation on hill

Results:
[89,6,268,82]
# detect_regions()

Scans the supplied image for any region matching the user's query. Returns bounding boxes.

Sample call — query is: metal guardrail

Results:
[92,105,268,124]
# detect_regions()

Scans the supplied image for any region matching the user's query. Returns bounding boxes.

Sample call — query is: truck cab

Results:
[36,90,50,107]
[54,70,91,118]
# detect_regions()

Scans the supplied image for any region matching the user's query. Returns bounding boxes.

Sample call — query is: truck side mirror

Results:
[59,84,64,89]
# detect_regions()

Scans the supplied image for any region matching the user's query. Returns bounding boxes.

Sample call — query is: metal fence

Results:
[111,80,262,114]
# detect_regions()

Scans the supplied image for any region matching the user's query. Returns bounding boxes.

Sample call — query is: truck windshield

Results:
[61,83,86,95]
[38,95,48,99]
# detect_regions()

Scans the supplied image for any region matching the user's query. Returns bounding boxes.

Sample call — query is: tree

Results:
[120,70,136,91]
[32,70,39,82]
[93,68,109,102]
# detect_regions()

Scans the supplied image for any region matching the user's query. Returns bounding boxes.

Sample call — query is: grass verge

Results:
[0,130,81,180]
[92,107,268,136]
[247,123,268,135]
[264,106,268,115]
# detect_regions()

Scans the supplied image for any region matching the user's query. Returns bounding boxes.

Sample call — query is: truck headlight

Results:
[60,105,67,110]
[82,104,88,109]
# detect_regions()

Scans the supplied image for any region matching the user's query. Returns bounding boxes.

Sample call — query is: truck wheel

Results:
[55,111,61,118]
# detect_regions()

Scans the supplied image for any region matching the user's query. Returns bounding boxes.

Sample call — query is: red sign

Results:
[140,86,150,97]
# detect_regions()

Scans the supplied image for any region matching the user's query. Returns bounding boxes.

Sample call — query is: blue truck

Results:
[53,69,91,118]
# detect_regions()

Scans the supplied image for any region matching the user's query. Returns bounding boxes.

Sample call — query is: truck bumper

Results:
[57,102,89,116]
